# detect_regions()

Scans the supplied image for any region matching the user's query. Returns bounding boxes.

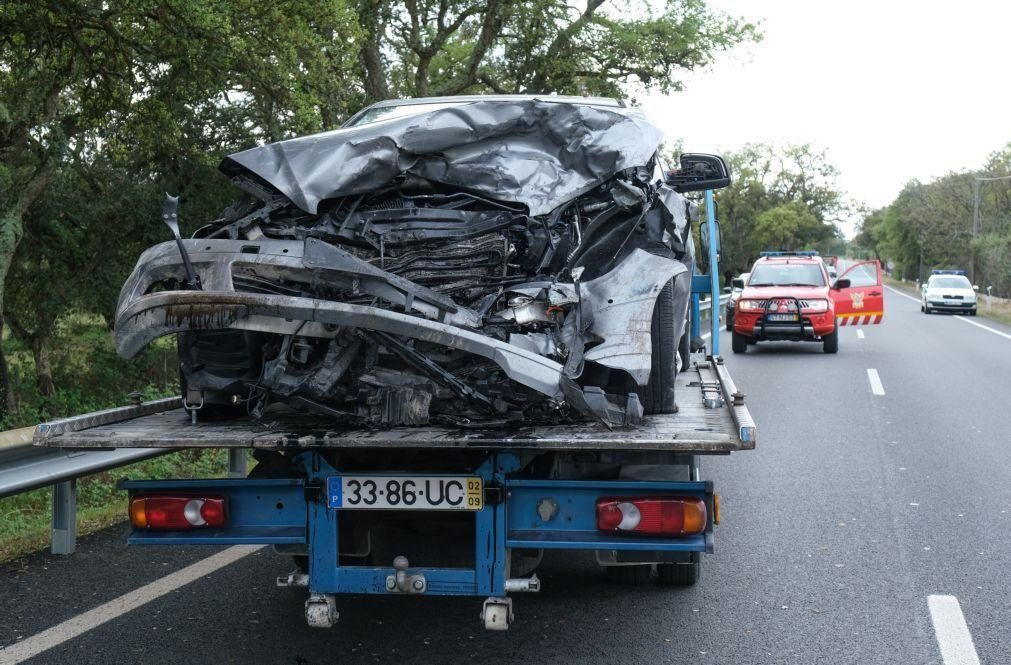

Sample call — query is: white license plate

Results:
[944,300,961,305]
[767,313,798,322]
[327,475,483,510]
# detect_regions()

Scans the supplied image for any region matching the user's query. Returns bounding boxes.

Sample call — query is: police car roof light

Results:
[931,269,966,275]
[759,250,819,257]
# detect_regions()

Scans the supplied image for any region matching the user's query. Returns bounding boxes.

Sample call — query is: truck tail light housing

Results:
[596,497,707,536]
[129,495,227,530]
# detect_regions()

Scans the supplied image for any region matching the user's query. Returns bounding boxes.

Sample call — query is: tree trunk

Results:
[358,0,389,102]
[31,334,56,397]
[0,314,13,421]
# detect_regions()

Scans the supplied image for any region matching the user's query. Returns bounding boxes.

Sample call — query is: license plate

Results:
[944,300,961,305]
[327,475,483,510]
[767,313,798,322]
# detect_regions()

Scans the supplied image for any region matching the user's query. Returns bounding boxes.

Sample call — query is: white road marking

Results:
[885,284,920,304]
[866,368,885,395]
[886,284,1011,341]
[928,595,981,665]
[856,329,865,339]
[953,314,1011,341]
[0,545,262,664]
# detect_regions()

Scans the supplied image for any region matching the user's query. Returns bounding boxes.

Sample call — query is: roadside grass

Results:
[883,276,1011,327]
[2,313,178,431]
[0,449,248,563]
[1,314,195,562]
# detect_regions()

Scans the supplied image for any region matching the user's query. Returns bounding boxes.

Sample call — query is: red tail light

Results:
[596,497,707,536]
[129,495,227,530]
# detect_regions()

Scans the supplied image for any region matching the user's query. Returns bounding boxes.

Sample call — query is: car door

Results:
[832,259,884,325]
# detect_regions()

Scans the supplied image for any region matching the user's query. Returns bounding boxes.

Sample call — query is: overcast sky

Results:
[640,0,1011,235]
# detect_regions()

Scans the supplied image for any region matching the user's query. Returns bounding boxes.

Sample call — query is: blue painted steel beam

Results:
[705,189,721,354]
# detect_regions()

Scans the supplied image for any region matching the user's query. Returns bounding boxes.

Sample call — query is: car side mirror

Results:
[666,153,732,193]
[833,278,851,290]
[723,286,732,293]
[731,278,744,289]
[973,284,979,291]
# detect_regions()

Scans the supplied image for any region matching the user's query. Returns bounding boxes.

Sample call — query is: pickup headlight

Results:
[737,299,764,312]
[803,299,830,313]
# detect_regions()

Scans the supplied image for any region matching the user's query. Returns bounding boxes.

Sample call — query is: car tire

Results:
[657,560,700,587]
[731,331,747,354]
[725,310,734,332]
[823,326,839,354]
[637,256,684,415]
[924,306,931,314]
[970,308,977,316]
[606,565,654,585]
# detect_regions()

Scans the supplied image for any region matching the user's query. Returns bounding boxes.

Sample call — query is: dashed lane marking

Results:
[928,595,981,665]
[866,368,885,395]
[0,545,263,664]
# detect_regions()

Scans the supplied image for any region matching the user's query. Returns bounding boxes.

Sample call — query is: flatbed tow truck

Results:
[32,193,755,632]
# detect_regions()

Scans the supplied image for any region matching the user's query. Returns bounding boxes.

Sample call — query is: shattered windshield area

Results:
[115,99,699,429]
[748,263,826,287]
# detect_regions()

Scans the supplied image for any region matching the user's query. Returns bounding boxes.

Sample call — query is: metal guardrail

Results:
[0,397,247,555]
[0,295,731,557]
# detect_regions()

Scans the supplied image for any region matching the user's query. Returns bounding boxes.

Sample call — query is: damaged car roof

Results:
[220,98,665,217]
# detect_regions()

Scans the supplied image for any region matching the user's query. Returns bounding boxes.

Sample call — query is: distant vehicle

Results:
[921,270,978,315]
[731,251,883,354]
[724,272,749,331]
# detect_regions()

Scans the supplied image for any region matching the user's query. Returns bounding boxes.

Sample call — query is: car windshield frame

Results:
[928,276,972,289]
[747,262,826,288]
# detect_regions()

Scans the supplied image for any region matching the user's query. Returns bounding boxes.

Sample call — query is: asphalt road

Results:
[2,288,1010,664]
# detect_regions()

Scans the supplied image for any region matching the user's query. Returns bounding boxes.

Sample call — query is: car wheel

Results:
[731,331,747,354]
[657,560,700,587]
[637,263,681,414]
[970,309,977,316]
[823,325,839,354]
[606,565,654,585]
[725,310,734,332]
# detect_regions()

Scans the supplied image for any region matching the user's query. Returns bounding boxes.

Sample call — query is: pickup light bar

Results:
[931,269,966,275]
[129,494,227,530]
[596,497,707,536]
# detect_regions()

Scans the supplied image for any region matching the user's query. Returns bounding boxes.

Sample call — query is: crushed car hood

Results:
[221,100,664,216]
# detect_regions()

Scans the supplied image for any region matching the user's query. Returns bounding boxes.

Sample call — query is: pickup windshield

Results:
[748,263,826,287]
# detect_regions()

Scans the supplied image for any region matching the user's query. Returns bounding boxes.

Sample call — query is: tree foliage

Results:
[855,143,1011,294]
[358,0,760,101]
[714,143,845,276]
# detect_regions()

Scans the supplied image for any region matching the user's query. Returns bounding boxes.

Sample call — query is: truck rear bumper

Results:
[120,452,714,598]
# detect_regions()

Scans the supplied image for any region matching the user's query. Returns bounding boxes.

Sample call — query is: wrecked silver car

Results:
[115,96,730,428]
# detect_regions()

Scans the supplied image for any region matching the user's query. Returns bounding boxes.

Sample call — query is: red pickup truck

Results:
[730,253,883,354]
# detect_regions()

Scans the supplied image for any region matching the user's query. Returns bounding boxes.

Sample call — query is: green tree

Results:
[355,0,760,102]
[0,1,362,418]
[715,143,845,275]
[751,201,832,251]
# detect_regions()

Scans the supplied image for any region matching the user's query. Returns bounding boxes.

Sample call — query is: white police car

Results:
[921,270,978,315]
